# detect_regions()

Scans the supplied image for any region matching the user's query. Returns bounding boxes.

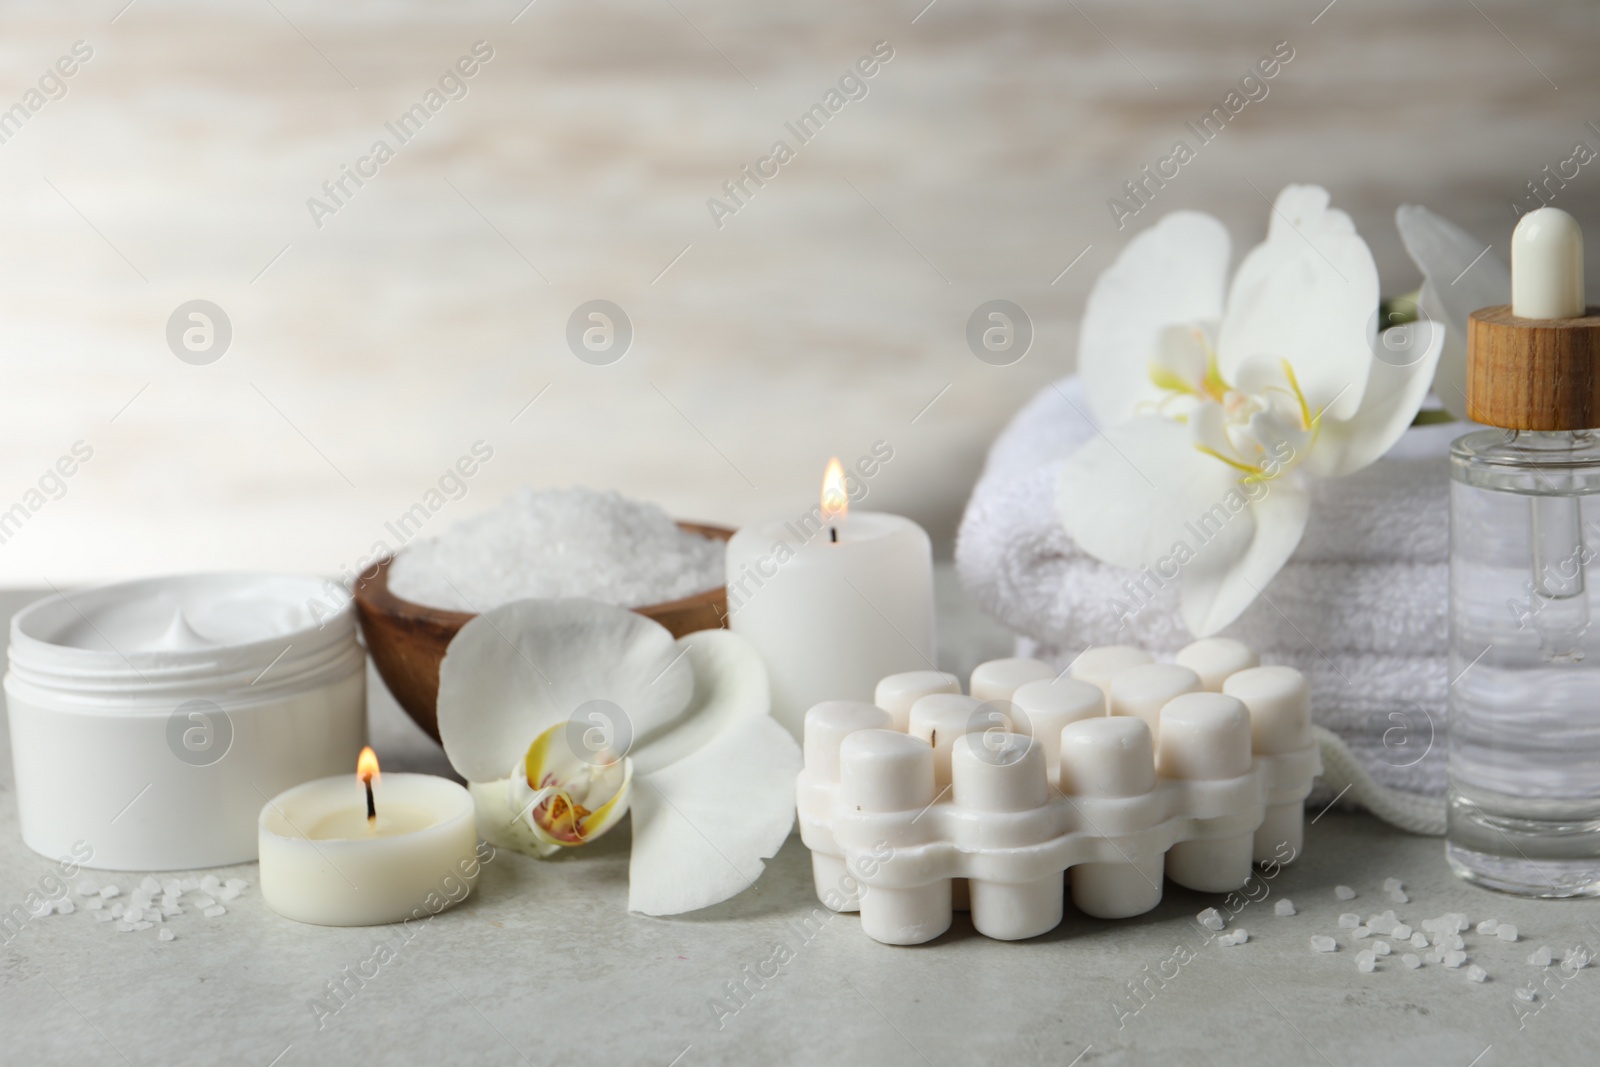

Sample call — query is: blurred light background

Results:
[0,0,1596,584]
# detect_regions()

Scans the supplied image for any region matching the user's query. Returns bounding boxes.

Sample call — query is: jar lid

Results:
[6,573,361,704]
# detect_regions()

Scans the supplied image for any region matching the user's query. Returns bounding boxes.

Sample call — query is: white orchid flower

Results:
[1059,185,1444,636]
[1395,204,1510,422]
[435,598,801,916]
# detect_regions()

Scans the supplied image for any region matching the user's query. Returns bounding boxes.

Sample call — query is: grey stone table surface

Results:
[3,578,1598,1067]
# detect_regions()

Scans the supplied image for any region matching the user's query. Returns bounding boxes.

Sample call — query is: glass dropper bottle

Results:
[1447,207,1600,897]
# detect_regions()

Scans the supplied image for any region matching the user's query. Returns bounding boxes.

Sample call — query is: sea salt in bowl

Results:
[354,521,733,742]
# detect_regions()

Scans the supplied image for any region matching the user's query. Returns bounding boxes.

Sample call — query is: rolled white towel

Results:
[958,376,1458,815]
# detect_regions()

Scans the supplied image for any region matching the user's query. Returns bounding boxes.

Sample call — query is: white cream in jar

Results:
[5,573,366,870]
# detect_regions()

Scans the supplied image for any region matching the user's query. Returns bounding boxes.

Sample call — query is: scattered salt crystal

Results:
[1529,946,1553,967]
[1232,929,1248,943]
[1198,908,1224,931]
[1274,899,1295,917]
[1369,912,1398,935]
[139,876,160,895]
[1335,885,1356,900]
[53,899,75,915]
[75,880,99,897]
[181,878,199,892]
[193,896,216,910]
[1338,914,1360,929]
[1389,890,1409,904]
[1382,877,1403,892]
[200,874,221,892]
[203,905,226,918]
[28,900,53,918]
[1443,951,1467,969]
[123,907,143,923]
[159,929,174,942]
[1466,964,1488,983]
[1410,933,1429,949]
[1357,950,1377,973]
[1353,926,1371,939]
[218,886,240,902]
[115,921,135,932]
[225,878,247,892]
[1439,934,1465,951]
[92,911,112,923]
[147,910,163,923]
[1476,919,1499,935]
[1373,941,1392,956]
[132,921,153,931]
[110,903,124,918]
[1393,924,1412,940]
[1310,936,1337,952]
[86,898,103,911]
[1497,924,1519,942]
[161,904,181,917]
[389,488,730,612]
[162,879,181,896]
[1402,954,1422,969]
[1562,946,1591,969]
[99,885,120,899]
[1216,932,1236,946]
[1515,986,1536,1002]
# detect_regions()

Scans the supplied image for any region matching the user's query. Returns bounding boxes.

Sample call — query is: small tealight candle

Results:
[259,748,479,926]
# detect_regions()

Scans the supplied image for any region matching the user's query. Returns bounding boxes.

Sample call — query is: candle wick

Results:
[364,775,376,822]
[829,526,838,543]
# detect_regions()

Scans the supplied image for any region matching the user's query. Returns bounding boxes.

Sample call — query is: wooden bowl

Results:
[353,522,735,743]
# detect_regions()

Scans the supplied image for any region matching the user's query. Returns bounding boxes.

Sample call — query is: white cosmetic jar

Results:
[5,573,367,870]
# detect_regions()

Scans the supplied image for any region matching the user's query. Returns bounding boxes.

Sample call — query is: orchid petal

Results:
[627,629,801,916]
[1395,204,1509,422]
[1218,185,1379,422]
[1179,477,1311,636]
[1058,415,1244,572]
[437,599,694,784]
[1310,318,1446,478]
[1079,211,1230,425]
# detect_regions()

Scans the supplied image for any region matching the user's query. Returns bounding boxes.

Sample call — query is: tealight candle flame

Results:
[821,457,848,536]
[357,746,379,823]
[357,746,380,786]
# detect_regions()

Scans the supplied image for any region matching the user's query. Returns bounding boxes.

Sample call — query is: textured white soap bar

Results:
[795,643,1321,945]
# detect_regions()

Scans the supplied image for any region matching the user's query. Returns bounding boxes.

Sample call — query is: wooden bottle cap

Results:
[1466,304,1600,430]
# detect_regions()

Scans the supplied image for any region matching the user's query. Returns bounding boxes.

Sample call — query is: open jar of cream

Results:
[5,573,366,870]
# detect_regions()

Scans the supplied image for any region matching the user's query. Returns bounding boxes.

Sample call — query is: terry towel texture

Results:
[957,376,1460,805]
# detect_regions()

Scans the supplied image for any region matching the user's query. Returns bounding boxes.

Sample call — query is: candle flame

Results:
[821,457,848,524]
[357,746,380,787]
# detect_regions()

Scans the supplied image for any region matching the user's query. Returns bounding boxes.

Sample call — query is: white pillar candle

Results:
[727,469,936,738]
[259,763,479,927]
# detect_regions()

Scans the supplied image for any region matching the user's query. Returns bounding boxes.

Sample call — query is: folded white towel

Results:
[957,376,1460,814]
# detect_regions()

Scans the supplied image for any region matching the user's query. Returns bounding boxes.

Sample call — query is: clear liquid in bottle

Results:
[1447,428,1600,896]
